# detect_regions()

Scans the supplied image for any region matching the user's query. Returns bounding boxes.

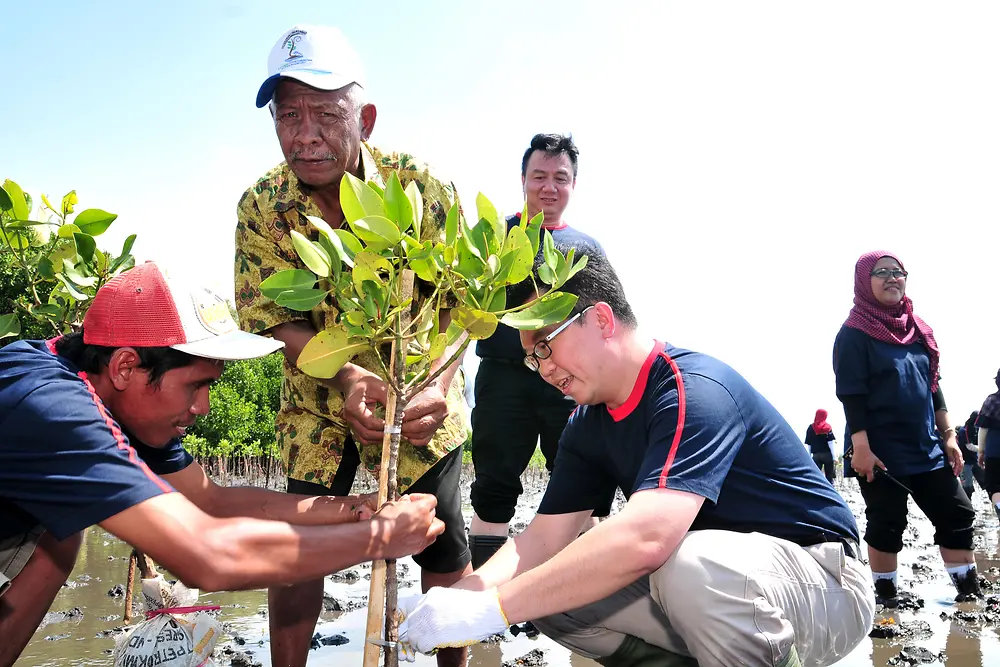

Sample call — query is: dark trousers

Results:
[470,359,576,524]
[812,451,836,483]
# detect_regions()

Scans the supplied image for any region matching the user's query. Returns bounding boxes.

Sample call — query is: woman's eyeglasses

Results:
[870,268,908,280]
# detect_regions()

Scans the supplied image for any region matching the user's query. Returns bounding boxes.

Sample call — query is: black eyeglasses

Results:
[523,306,593,372]
[870,268,908,280]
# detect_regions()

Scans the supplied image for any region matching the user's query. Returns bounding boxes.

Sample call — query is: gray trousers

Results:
[532,530,875,667]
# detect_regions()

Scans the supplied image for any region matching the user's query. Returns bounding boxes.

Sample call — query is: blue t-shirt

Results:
[475,214,604,361]
[833,325,944,476]
[976,412,1000,458]
[538,342,859,546]
[804,425,836,457]
[0,339,193,541]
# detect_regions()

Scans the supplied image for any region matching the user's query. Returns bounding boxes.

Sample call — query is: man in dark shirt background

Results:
[468,134,603,568]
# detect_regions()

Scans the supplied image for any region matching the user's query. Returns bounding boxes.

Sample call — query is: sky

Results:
[4,1,1000,451]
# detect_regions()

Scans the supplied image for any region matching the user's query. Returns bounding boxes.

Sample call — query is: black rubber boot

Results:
[595,635,698,667]
[953,567,982,602]
[469,534,508,570]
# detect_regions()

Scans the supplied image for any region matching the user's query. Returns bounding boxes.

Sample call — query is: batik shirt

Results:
[235,144,468,490]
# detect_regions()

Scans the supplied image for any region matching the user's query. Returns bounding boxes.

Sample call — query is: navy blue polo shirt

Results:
[0,339,192,541]
[475,214,604,361]
[804,425,836,457]
[538,342,859,546]
[833,326,944,476]
[976,412,1000,458]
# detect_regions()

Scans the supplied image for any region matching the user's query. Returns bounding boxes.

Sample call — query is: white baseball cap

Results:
[83,262,284,361]
[256,24,367,108]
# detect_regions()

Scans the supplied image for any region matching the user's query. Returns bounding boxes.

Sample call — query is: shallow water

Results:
[15,477,1000,667]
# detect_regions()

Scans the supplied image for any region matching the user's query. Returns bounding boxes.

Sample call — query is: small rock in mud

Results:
[230,603,247,609]
[107,584,125,597]
[886,645,942,665]
[108,555,116,561]
[227,650,261,667]
[329,569,361,583]
[870,619,932,640]
[318,633,349,646]
[879,590,924,611]
[322,593,345,612]
[100,614,119,622]
[233,634,246,645]
[41,607,84,625]
[96,626,127,638]
[43,633,71,641]
[502,648,546,667]
[481,632,507,644]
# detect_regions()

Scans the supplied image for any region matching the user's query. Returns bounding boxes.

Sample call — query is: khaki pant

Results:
[532,530,875,667]
[0,526,43,598]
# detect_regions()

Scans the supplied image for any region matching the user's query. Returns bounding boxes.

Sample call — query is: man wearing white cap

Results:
[0,262,444,667]
[235,25,472,667]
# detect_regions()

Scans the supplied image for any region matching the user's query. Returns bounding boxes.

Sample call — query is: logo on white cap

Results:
[281,29,310,69]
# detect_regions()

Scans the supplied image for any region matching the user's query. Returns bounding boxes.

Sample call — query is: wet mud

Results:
[14,472,1000,666]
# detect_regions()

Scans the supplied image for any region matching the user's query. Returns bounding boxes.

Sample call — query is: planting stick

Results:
[363,270,414,667]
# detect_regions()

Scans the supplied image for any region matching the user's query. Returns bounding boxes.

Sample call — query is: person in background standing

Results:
[805,409,838,483]
[976,374,1000,524]
[957,410,983,500]
[833,250,977,605]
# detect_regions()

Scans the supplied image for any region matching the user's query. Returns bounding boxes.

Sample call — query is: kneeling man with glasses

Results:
[397,247,876,667]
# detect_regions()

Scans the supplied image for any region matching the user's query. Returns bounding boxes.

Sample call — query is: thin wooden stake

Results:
[123,551,137,624]
[363,270,414,667]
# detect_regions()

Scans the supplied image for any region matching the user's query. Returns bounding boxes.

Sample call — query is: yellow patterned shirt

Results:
[234,144,468,490]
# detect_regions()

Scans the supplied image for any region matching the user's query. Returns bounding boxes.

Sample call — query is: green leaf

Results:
[306,215,353,269]
[29,303,63,319]
[366,181,385,198]
[74,232,96,264]
[55,273,90,301]
[333,229,363,263]
[340,172,386,223]
[495,226,534,286]
[290,230,332,278]
[260,269,317,300]
[2,180,29,220]
[500,291,578,330]
[383,172,414,233]
[57,223,81,239]
[297,325,370,379]
[120,233,137,257]
[538,262,555,285]
[61,190,78,216]
[454,235,486,280]
[0,313,20,339]
[486,287,507,313]
[73,208,117,236]
[0,186,12,212]
[37,256,55,279]
[405,180,423,241]
[452,306,499,340]
[542,230,558,271]
[406,240,438,283]
[274,288,330,311]
[476,193,505,250]
[445,202,459,246]
[351,251,393,295]
[62,259,98,286]
[429,332,448,360]
[522,208,543,256]
[554,253,589,289]
[348,215,401,252]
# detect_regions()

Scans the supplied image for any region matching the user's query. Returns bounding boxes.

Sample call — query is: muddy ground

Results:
[15,469,1000,667]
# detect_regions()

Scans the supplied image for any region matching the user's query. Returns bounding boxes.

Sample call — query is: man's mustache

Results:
[291,151,338,161]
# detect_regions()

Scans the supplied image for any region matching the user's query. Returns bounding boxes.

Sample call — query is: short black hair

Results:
[55,329,198,387]
[520,133,579,179]
[508,241,638,329]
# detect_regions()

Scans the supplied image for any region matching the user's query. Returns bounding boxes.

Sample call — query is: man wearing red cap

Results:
[0,262,444,667]
[236,24,472,667]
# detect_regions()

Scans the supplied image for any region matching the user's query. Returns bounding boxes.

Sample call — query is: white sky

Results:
[5,1,999,447]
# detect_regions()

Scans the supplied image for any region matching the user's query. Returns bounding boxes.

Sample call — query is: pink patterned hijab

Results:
[844,250,940,391]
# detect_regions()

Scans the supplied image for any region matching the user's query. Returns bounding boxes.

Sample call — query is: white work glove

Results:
[397,586,510,661]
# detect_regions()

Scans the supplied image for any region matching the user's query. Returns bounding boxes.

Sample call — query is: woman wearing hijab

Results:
[833,250,977,605]
[805,409,838,482]
[976,372,1000,524]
